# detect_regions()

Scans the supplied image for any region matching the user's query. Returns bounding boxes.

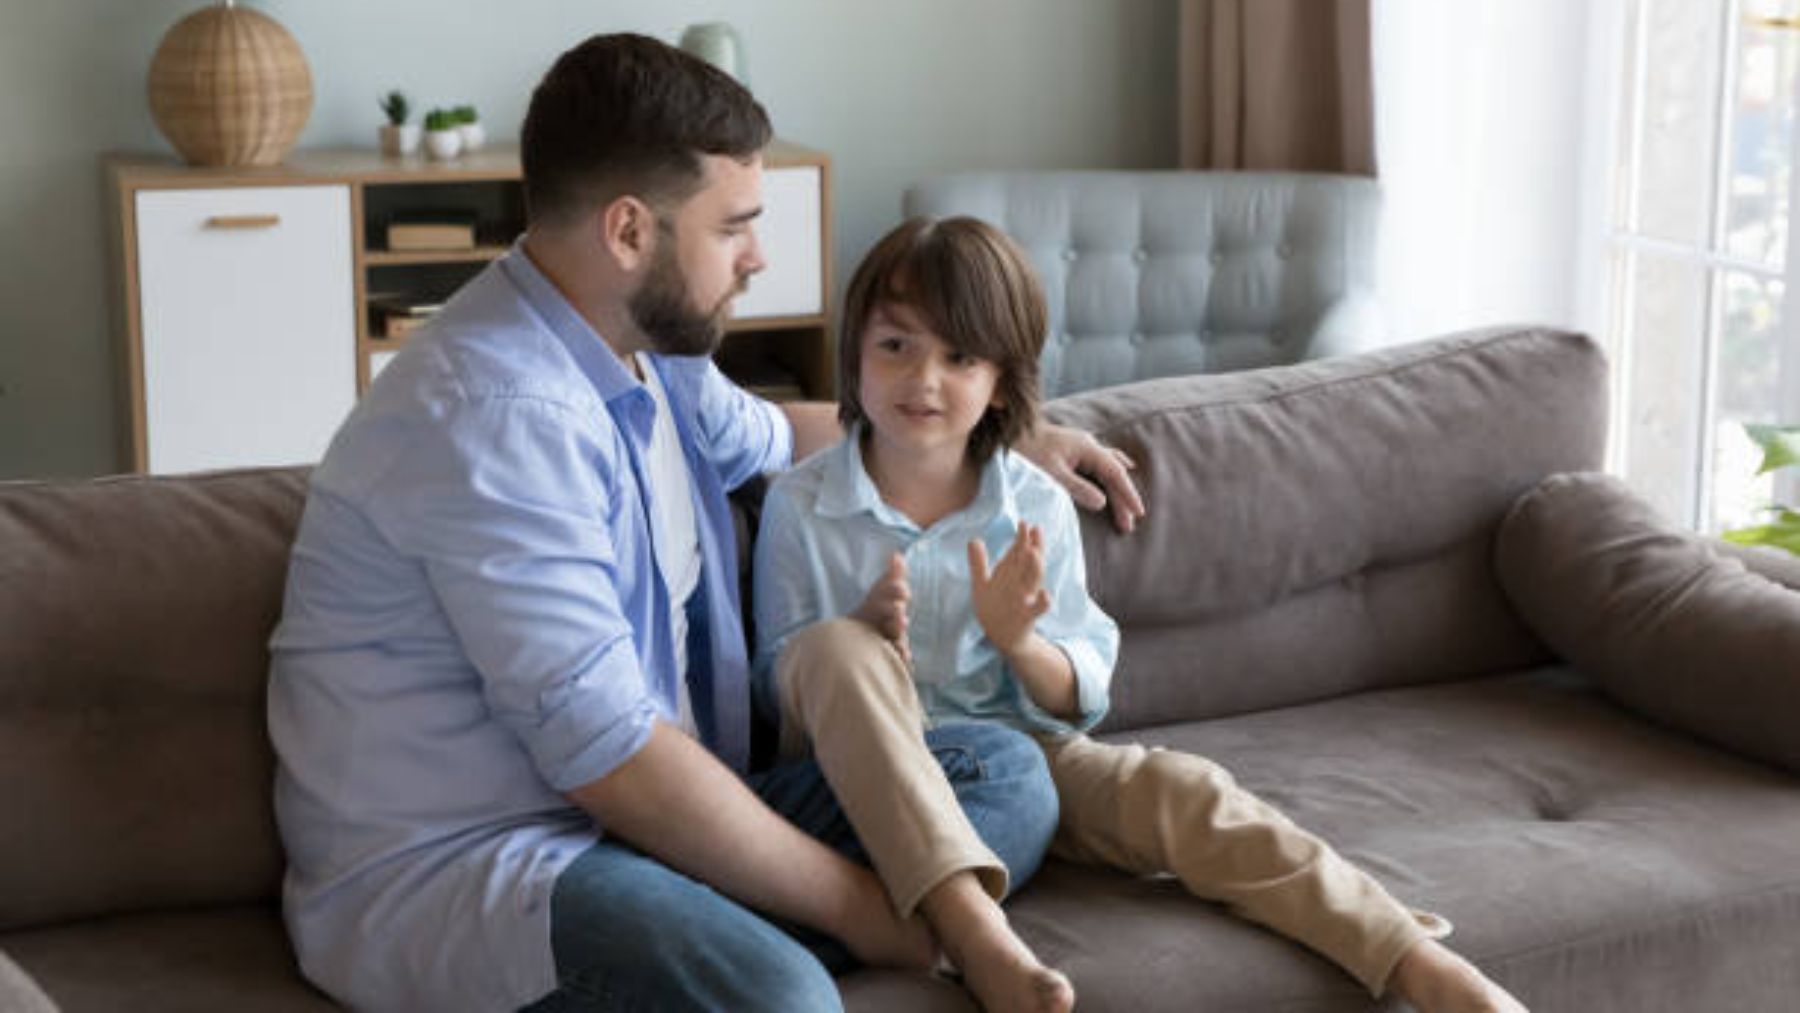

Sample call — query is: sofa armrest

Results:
[1495,472,1800,774]
[0,949,57,1012]
[1716,539,1800,591]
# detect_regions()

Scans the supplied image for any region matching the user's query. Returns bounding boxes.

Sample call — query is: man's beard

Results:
[628,240,741,357]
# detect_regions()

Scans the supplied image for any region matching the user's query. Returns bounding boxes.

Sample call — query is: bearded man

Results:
[267,33,1142,1013]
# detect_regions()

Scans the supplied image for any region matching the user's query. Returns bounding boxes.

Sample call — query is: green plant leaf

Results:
[1744,423,1800,475]
[1722,508,1800,556]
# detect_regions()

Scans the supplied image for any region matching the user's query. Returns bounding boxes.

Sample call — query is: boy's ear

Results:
[598,195,657,272]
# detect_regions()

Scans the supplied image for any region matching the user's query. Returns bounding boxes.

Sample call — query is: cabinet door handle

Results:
[204,214,282,230]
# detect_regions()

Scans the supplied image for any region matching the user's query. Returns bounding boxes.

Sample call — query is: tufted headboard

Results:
[905,171,1385,397]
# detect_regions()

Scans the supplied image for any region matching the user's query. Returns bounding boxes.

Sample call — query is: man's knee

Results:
[925,722,1060,890]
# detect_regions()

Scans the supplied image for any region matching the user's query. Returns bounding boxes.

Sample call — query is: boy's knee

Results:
[779,618,909,698]
[784,617,887,662]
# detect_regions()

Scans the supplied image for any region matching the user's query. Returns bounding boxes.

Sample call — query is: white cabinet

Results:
[132,186,356,474]
[735,166,825,320]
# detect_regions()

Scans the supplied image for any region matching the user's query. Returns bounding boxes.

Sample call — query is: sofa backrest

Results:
[905,171,1384,397]
[1046,326,1609,733]
[0,467,307,932]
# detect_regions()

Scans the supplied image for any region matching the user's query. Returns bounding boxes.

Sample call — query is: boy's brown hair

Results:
[521,33,771,226]
[838,216,1047,464]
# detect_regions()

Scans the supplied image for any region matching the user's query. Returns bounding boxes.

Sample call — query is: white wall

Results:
[0,1,1177,478]
[1373,0,1604,343]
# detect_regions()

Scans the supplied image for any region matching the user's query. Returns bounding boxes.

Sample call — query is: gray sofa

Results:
[906,171,1385,396]
[5,326,1800,1012]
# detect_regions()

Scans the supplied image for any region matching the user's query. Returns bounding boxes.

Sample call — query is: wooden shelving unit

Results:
[106,142,834,472]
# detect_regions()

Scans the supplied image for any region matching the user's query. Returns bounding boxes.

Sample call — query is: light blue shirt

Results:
[752,431,1118,736]
[267,243,791,1012]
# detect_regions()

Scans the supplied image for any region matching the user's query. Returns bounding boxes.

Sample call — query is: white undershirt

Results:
[637,354,702,737]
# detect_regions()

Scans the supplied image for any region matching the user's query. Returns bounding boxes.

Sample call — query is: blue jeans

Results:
[520,721,1058,1012]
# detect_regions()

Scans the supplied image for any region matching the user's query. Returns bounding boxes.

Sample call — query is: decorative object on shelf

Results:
[422,108,462,161]
[146,0,313,167]
[378,90,421,157]
[453,105,485,152]
[1723,423,1800,556]
[678,22,747,83]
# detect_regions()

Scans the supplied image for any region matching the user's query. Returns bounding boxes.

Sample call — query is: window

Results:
[1605,0,1800,531]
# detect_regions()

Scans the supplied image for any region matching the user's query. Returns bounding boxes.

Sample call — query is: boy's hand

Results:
[968,521,1053,655]
[852,551,912,662]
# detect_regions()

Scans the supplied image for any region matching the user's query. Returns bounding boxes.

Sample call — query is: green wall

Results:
[0,0,1176,478]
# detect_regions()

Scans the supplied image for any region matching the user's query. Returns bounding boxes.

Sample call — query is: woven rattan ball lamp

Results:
[147,0,313,167]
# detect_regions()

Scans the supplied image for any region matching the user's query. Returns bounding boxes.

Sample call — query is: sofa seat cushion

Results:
[3,906,334,1012]
[841,667,1800,1011]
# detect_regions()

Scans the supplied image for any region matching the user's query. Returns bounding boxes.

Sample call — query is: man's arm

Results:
[777,401,843,462]
[1015,422,1145,533]
[567,723,935,969]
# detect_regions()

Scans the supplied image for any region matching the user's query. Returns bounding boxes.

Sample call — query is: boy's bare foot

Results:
[1389,939,1527,1013]
[954,924,1074,1013]
[921,873,1074,1013]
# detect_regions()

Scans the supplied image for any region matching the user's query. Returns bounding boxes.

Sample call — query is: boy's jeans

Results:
[521,718,1058,1013]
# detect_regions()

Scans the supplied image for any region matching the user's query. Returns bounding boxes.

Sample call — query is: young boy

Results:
[752,216,1527,1013]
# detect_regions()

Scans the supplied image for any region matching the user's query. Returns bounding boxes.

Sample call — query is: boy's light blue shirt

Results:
[266,243,790,1012]
[753,431,1118,736]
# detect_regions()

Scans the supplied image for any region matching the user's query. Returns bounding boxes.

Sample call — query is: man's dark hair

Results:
[522,33,772,226]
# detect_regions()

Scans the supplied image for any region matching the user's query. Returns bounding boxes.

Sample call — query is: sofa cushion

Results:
[0,468,308,932]
[839,668,1800,1011]
[1495,471,1800,774]
[1,906,334,1012]
[1044,326,1606,731]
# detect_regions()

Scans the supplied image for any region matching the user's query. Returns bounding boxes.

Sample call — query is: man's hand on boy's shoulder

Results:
[1015,423,1145,533]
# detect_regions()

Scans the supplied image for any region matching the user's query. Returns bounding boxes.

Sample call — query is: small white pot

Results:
[459,122,486,152]
[379,123,421,157]
[424,128,463,161]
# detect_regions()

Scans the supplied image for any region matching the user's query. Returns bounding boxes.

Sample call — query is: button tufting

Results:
[1278,244,1294,259]
[1208,251,1224,266]
[1129,333,1144,346]
[1132,248,1148,263]
[1063,248,1078,262]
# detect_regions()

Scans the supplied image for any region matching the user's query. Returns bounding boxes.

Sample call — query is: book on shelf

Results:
[383,313,434,339]
[370,294,445,339]
[385,210,477,252]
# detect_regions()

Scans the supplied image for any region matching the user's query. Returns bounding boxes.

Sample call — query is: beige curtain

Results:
[1178,0,1375,175]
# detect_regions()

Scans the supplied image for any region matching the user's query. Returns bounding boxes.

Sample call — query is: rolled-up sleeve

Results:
[1025,482,1118,733]
[367,395,658,792]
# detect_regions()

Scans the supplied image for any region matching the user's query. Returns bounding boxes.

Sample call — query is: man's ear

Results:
[598,195,657,272]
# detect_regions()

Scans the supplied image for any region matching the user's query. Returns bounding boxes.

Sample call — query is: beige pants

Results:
[777,619,1448,996]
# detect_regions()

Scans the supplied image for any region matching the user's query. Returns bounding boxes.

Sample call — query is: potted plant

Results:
[1723,423,1800,556]
[453,104,485,152]
[423,107,462,160]
[378,90,420,157]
